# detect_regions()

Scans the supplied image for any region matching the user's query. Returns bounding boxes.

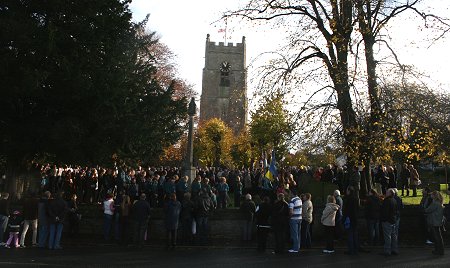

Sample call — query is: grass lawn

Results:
[401,188,450,205]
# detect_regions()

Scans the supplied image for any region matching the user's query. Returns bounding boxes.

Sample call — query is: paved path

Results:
[0,245,449,268]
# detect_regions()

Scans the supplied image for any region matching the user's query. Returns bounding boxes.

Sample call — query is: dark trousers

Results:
[257,227,269,252]
[273,227,286,253]
[181,218,193,244]
[120,216,130,245]
[234,193,241,207]
[411,185,418,197]
[367,219,380,246]
[196,217,209,245]
[325,225,335,250]
[301,221,312,248]
[242,220,253,241]
[218,192,227,209]
[431,226,444,254]
[347,226,359,254]
[166,229,177,248]
[133,220,148,247]
[399,183,409,196]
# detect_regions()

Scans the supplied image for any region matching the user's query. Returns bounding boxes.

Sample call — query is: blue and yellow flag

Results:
[265,150,278,181]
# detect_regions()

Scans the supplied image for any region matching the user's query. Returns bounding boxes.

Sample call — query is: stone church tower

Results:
[200,34,248,134]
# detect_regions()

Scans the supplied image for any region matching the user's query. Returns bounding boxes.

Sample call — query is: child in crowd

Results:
[5,210,22,248]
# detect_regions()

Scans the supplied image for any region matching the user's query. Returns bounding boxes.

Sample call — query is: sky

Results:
[129,0,450,106]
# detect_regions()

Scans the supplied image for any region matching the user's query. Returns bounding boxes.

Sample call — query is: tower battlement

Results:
[206,34,246,48]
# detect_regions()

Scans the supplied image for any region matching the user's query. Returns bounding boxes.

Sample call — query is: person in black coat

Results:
[194,189,214,245]
[398,164,410,196]
[365,189,381,246]
[240,194,256,242]
[132,193,151,248]
[343,186,359,255]
[0,192,11,246]
[272,193,289,254]
[47,191,67,250]
[180,193,195,244]
[255,196,272,252]
[164,193,181,249]
[380,189,399,256]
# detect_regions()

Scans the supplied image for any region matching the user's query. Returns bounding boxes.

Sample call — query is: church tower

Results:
[200,34,248,134]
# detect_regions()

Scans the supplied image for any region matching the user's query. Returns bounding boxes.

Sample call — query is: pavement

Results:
[0,244,449,268]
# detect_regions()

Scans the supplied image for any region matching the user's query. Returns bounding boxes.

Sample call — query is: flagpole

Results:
[224,17,227,44]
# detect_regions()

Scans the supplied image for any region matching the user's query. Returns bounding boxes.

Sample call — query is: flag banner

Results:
[264,150,277,181]
[265,170,273,181]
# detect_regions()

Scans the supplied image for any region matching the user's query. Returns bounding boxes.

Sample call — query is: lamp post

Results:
[183,97,196,185]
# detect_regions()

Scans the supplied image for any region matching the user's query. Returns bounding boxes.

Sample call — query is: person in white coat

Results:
[321,195,340,253]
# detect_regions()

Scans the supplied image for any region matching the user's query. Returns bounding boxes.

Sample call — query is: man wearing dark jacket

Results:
[132,193,151,248]
[343,186,359,255]
[380,189,399,256]
[48,191,67,250]
[240,194,256,242]
[194,189,213,245]
[0,192,10,246]
[365,189,381,246]
[255,196,272,252]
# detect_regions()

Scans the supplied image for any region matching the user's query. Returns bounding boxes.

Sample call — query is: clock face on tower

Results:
[220,61,231,73]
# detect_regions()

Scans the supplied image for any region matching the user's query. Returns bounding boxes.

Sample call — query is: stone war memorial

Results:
[200,34,248,134]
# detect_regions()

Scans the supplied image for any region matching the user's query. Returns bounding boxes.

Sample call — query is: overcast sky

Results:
[129,0,450,103]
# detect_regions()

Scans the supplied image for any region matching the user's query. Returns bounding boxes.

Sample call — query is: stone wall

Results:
[75,205,450,244]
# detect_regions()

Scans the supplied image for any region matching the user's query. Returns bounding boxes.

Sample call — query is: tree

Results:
[0,0,188,193]
[249,93,294,158]
[230,129,252,168]
[380,81,450,164]
[195,118,234,167]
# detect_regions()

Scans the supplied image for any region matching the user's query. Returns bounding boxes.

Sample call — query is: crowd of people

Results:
[0,162,446,257]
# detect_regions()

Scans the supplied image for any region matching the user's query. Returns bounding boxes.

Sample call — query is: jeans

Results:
[48,223,63,249]
[382,221,398,254]
[20,219,38,246]
[0,215,8,243]
[289,219,302,251]
[38,224,49,247]
[103,214,113,240]
[367,219,380,245]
